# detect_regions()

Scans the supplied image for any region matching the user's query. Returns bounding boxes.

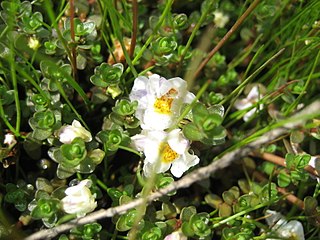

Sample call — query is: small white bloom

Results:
[4,133,17,148]
[304,39,312,45]
[28,36,40,50]
[129,74,195,130]
[214,11,229,28]
[164,231,187,240]
[308,156,320,182]
[131,129,199,178]
[234,85,264,122]
[265,210,305,240]
[61,179,97,217]
[57,120,92,144]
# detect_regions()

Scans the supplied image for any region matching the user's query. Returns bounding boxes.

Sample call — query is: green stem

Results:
[220,48,285,106]
[124,0,174,79]
[55,81,89,130]
[211,199,278,228]
[0,99,18,135]
[118,145,142,157]
[175,79,211,126]
[43,0,72,68]
[69,0,78,80]
[0,25,8,40]
[76,172,82,180]
[285,49,320,115]
[193,0,261,79]
[102,0,138,78]
[8,3,21,135]
[96,179,109,192]
[176,0,215,75]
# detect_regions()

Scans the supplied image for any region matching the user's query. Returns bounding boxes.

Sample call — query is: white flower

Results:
[265,210,305,240]
[234,85,264,122]
[308,156,320,182]
[214,11,229,28]
[56,120,92,144]
[4,133,17,148]
[28,36,40,50]
[129,74,195,130]
[61,180,97,217]
[164,231,187,240]
[131,129,199,178]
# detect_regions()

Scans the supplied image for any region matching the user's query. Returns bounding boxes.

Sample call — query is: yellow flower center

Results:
[160,143,179,163]
[154,96,173,114]
[153,88,178,114]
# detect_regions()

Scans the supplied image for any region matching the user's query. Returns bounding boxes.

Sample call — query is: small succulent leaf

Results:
[182,123,203,141]
[180,206,197,222]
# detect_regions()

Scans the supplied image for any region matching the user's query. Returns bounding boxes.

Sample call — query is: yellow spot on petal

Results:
[166,88,178,97]
[160,143,179,163]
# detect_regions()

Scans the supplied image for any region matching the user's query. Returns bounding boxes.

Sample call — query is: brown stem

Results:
[276,187,305,210]
[252,171,305,210]
[251,151,319,178]
[193,0,261,79]
[69,0,78,80]
[129,0,138,59]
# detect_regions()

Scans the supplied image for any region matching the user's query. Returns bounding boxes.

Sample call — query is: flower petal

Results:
[170,152,199,178]
[247,85,260,100]
[167,129,189,154]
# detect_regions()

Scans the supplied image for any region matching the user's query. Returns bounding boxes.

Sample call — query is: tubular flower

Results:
[131,129,199,178]
[61,180,97,217]
[129,74,195,130]
[56,120,92,144]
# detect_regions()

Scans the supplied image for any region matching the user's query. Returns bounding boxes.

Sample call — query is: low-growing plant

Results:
[0,0,320,240]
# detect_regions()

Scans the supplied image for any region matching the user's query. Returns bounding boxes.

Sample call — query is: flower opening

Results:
[131,129,199,178]
[160,143,179,163]
[129,74,195,130]
[154,96,174,114]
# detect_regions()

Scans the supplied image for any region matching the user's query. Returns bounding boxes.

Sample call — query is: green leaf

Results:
[259,183,278,203]
[285,153,295,169]
[181,222,195,237]
[31,198,60,219]
[60,138,87,168]
[153,36,178,55]
[162,202,176,219]
[202,113,223,131]
[90,63,123,87]
[277,171,291,187]
[116,209,138,231]
[190,213,211,237]
[182,123,203,141]
[56,164,76,179]
[107,188,123,204]
[180,206,197,222]
[173,13,189,30]
[222,191,236,205]
[297,154,311,169]
[192,102,209,127]
[204,194,223,209]
[219,202,232,217]
[141,226,162,240]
